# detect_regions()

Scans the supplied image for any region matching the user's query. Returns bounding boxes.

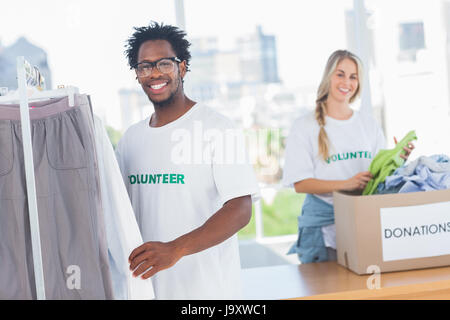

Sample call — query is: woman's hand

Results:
[394,137,415,161]
[342,171,373,191]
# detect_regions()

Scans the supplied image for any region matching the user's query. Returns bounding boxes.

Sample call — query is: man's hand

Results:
[129,241,183,279]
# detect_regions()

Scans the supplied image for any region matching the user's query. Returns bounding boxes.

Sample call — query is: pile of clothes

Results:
[363,130,418,195]
[376,154,450,195]
[363,130,450,195]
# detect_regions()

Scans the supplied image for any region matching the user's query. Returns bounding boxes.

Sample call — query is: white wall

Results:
[369,0,450,155]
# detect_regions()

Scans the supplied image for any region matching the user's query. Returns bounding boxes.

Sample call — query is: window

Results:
[398,22,425,62]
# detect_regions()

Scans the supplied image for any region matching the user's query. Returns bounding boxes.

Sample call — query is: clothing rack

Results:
[0,56,79,300]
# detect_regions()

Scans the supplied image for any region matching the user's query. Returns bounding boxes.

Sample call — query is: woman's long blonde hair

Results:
[316,50,364,161]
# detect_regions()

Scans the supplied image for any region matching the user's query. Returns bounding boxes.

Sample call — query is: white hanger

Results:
[0,85,79,107]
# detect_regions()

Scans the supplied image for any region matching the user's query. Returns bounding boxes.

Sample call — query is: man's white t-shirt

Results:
[115,103,260,299]
[282,110,386,248]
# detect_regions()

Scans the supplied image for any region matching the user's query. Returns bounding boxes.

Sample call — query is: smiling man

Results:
[115,22,260,299]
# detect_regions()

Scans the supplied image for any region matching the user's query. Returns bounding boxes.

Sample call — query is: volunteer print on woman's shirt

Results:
[115,103,260,300]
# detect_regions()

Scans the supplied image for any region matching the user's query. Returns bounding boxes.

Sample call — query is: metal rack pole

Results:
[17,56,46,300]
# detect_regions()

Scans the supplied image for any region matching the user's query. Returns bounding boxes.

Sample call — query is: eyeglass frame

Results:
[132,57,182,78]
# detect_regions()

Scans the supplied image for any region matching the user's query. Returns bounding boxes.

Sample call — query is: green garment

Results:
[363,130,417,195]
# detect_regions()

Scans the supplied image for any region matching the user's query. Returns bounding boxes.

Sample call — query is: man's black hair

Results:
[125,21,191,72]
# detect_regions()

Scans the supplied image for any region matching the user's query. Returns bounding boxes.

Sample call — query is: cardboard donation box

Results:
[333,189,450,275]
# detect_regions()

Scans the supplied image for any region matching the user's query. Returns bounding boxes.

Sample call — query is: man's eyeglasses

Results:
[133,57,181,78]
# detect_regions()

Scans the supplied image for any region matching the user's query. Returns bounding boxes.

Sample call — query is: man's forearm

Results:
[128,195,253,279]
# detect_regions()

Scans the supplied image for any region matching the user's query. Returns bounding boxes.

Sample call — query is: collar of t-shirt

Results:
[325,111,357,126]
[146,104,201,132]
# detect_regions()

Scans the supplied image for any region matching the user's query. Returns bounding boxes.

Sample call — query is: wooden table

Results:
[241,262,450,300]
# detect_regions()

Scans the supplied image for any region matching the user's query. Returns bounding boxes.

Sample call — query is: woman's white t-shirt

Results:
[282,110,386,248]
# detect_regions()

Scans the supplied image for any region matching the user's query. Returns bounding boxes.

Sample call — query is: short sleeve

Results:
[210,126,260,206]
[359,110,386,156]
[282,123,315,188]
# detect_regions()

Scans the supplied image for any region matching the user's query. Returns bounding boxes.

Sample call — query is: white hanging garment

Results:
[93,115,155,300]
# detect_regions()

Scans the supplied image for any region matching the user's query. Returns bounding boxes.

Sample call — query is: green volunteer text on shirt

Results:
[326,151,372,164]
[363,130,418,195]
[128,174,185,185]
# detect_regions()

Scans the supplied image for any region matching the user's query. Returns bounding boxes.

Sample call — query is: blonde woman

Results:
[282,50,413,264]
